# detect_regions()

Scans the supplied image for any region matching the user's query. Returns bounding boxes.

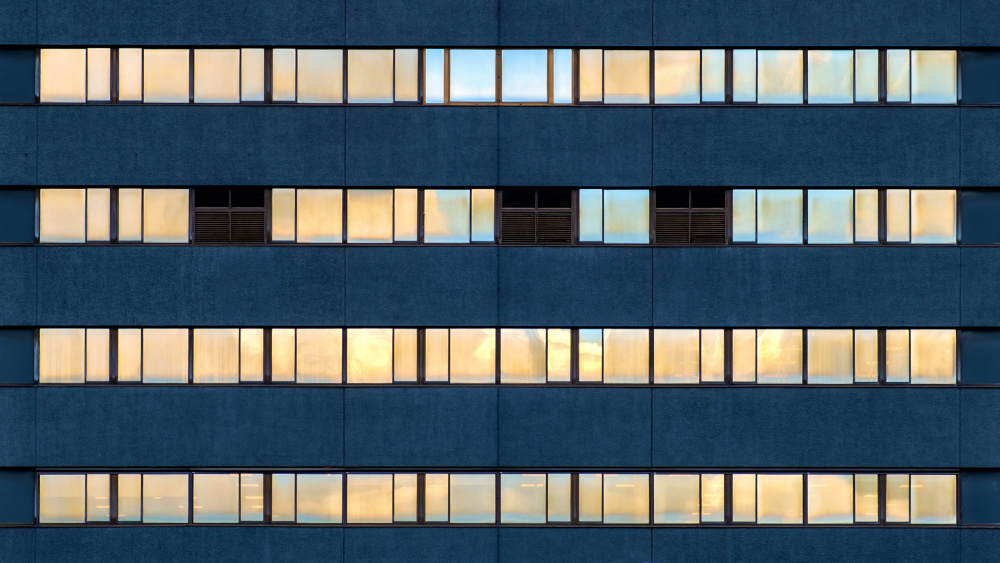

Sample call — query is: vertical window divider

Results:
[341,329,348,385]
[187,329,194,384]
[109,328,118,384]
[648,48,655,105]
[341,472,349,525]
[878,189,887,244]
[648,328,655,384]
[724,49,734,104]
[417,188,425,244]
[416,473,426,524]
[33,48,40,103]
[572,49,580,104]
[877,329,887,384]
[723,329,733,385]
[877,473,887,524]
[802,473,809,524]
[263,472,273,523]
[648,188,657,245]
[494,473,501,525]
[495,49,502,104]
[110,48,120,103]
[32,328,39,383]
[723,473,733,524]
[342,49,349,106]
[263,48,273,104]
[570,473,580,524]
[570,329,580,384]
[188,48,194,104]
[418,48,425,105]
[802,190,809,244]
[187,473,194,523]
[877,49,887,104]
[416,328,426,384]
[802,49,809,105]
[263,328,272,384]
[571,189,580,244]
[33,187,40,243]
[443,49,451,104]
[110,188,119,243]
[801,328,809,384]
[725,188,733,244]
[494,328,501,385]
[547,49,554,104]
[109,473,119,524]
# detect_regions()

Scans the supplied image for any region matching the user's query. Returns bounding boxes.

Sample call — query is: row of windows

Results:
[37,327,957,385]
[34,48,960,105]
[34,188,958,245]
[37,471,957,526]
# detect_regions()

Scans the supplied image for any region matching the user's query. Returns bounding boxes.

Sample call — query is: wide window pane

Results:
[297,50,343,103]
[118,48,143,102]
[86,474,110,522]
[578,329,603,383]
[731,474,756,522]
[911,475,956,524]
[347,189,393,243]
[500,329,546,384]
[807,189,853,244]
[604,474,649,524]
[143,474,189,523]
[732,189,756,242]
[757,329,802,384]
[424,190,470,243]
[807,50,853,104]
[886,189,910,242]
[296,474,342,523]
[653,329,699,384]
[604,189,649,244]
[348,50,393,104]
[855,50,879,102]
[87,48,111,101]
[117,474,141,522]
[500,474,546,523]
[193,328,238,383]
[297,189,343,243]
[911,51,957,104]
[579,189,604,242]
[450,328,495,384]
[604,329,649,384]
[732,49,757,102]
[144,49,189,103]
[272,49,296,102]
[886,49,910,102]
[604,50,649,104]
[142,328,189,383]
[425,49,445,104]
[655,50,700,104]
[40,49,86,103]
[757,474,802,524]
[450,49,496,103]
[39,328,85,383]
[451,474,495,523]
[87,188,111,241]
[701,49,726,102]
[653,474,699,524]
[194,49,240,103]
[547,328,572,382]
[394,49,419,102]
[296,328,342,384]
[502,50,547,103]
[579,49,603,102]
[855,188,879,242]
[885,474,910,522]
[807,474,853,524]
[757,189,802,244]
[240,473,265,522]
[393,474,418,522]
[40,188,86,243]
[807,329,853,384]
[855,474,879,522]
[347,328,393,384]
[143,189,190,243]
[910,329,956,384]
[347,474,393,523]
[758,50,803,104]
[193,473,239,523]
[39,475,85,523]
[241,48,265,102]
[425,474,449,522]
[911,190,956,244]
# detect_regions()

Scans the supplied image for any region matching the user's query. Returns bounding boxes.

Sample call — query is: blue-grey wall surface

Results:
[961,471,1000,524]
[960,331,1000,384]
[961,191,1000,244]
[0,190,34,244]
[0,471,34,523]
[0,330,34,383]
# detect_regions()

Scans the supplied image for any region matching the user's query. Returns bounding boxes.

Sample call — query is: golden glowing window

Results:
[500,474,546,523]
[296,474,342,523]
[296,189,343,243]
[886,49,910,102]
[807,474,853,524]
[142,474,189,523]
[193,328,239,383]
[500,329,546,384]
[653,474,699,523]
[910,474,956,524]
[297,49,343,103]
[39,475,85,523]
[348,50,394,104]
[603,474,649,524]
[295,328,342,384]
[87,48,111,102]
[911,51,957,104]
[603,329,649,384]
[603,50,650,104]
[143,49,190,103]
[807,50,853,104]
[806,329,853,384]
[395,49,419,102]
[193,473,239,523]
[732,49,757,102]
[142,328,189,383]
[450,474,496,523]
[143,189,191,243]
[346,474,393,523]
[757,474,803,524]
[272,49,297,102]
[40,49,86,103]
[194,49,240,104]
[655,51,700,104]
[701,49,726,102]
[118,48,143,102]
[757,50,803,104]
[39,189,86,243]
[241,49,265,102]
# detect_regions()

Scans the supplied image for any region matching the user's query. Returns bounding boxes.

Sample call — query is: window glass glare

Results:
[239,329,264,382]
[271,188,296,242]
[855,474,879,522]
[604,50,650,104]
[732,329,757,383]
[296,328,342,384]
[807,329,853,384]
[270,329,296,383]
[40,49,86,103]
[886,49,911,102]
[910,329,956,384]
[394,49,419,102]
[653,329,699,383]
[502,50,548,103]
[886,189,910,242]
[296,474,342,523]
[578,474,603,522]
[347,189,393,243]
[578,329,603,383]
[297,188,343,243]
[732,189,757,242]
[579,49,603,102]
[424,49,445,104]
[424,189,470,243]
[807,474,853,524]
[855,50,879,102]
[756,329,802,384]
[143,49,189,103]
[604,189,649,244]
[348,50,394,104]
[731,474,756,521]
[501,474,546,523]
[450,49,496,103]
[347,328,393,384]
[910,475,956,524]
[604,474,649,524]
[854,329,879,383]
[143,474,189,523]
[142,328,189,383]
[117,474,141,521]
[270,474,296,521]
[911,190,956,244]
[911,50,957,104]
[547,328,572,382]
[425,474,449,522]
[347,474,393,524]
[40,188,86,243]
[272,49,296,102]
[450,474,496,523]
[701,49,726,102]
[394,188,418,241]
[701,329,725,383]
[118,48,143,102]
[194,49,240,103]
[885,329,910,383]
[653,474,699,523]
[757,189,802,244]
[86,328,110,382]
[393,329,418,382]
[655,50,700,104]
[471,189,495,242]
[732,49,757,102]
[701,474,726,522]
[86,474,110,522]
[87,188,111,241]
[240,48,265,102]
[39,328,85,384]
[854,188,879,242]
[547,473,572,522]
[885,474,910,522]
[604,329,649,384]
[552,49,573,104]
[757,50,803,104]
[393,474,418,522]
[757,474,803,524]
[117,329,142,382]
[143,188,190,243]
[807,189,853,244]
[450,328,496,384]
[297,49,344,103]
[807,50,853,104]
[39,474,85,523]
[501,329,546,384]
[193,473,239,523]
[578,189,604,241]
[193,328,239,383]
[87,48,111,102]
[425,329,449,382]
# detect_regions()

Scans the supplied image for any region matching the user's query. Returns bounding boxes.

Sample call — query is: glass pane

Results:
[271,328,296,383]
[855,50,879,102]
[655,50,699,104]
[394,49,419,102]
[757,329,802,384]
[604,50,650,104]
[502,49,547,102]
[654,329,699,384]
[450,328,495,384]
[194,49,240,103]
[39,328,85,383]
[297,189,343,243]
[886,189,910,242]
[241,48,265,102]
[117,328,142,383]
[604,474,649,524]
[578,329,603,383]
[296,474,342,523]
[471,189,495,242]
[604,329,649,384]
[807,50,853,104]
[87,188,111,241]
[910,329,956,384]
[450,49,496,103]
[142,328,189,383]
[854,329,878,383]
[701,329,725,383]
[425,49,445,104]
[885,474,910,522]
[553,49,573,103]
[347,474,393,523]
[271,474,296,521]
[501,329,546,384]
[144,49,189,103]
[701,49,726,102]
[757,474,802,524]
[240,473,264,522]
[887,49,911,102]
[732,49,757,102]
[272,48,296,102]
[579,189,603,241]
[732,189,756,242]
[347,328,393,384]
[239,329,264,382]
[701,474,725,522]
[732,329,756,383]
[41,49,86,103]
[547,328,572,382]
[808,189,853,244]
[450,474,496,523]
[298,49,343,103]
[193,328,239,383]
[807,474,853,524]
[579,49,603,102]
[911,190,956,244]
[393,474,418,522]
[393,329,417,382]
[757,189,802,244]
[348,49,393,104]
[807,329,853,384]
[394,188,418,241]
[425,329,449,382]
[732,474,756,522]
[911,475,956,524]
[118,48,143,102]
[296,328,342,384]
[87,48,111,101]
[604,189,649,244]
[855,474,879,522]
[654,474,699,524]
[271,188,296,242]
[86,328,110,382]
[39,474,85,523]
[578,474,603,522]
[424,189,470,243]
[193,473,239,523]
[347,189,393,243]
[547,474,572,522]
[425,474,449,522]
[86,474,110,521]
[500,474,546,524]
[143,188,190,243]
[911,50,957,104]
[117,474,141,522]
[757,50,803,104]
[143,474,189,523]
[855,188,879,242]
[886,329,910,383]
[40,188,86,243]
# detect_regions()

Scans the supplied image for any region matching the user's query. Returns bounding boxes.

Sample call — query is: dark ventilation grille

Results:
[500,189,572,244]
[691,212,727,244]
[194,212,230,243]
[501,212,536,243]
[654,188,728,245]
[656,212,690,243]
[537,212,572,243]
[231,212,266,244]
[194,188,267,244]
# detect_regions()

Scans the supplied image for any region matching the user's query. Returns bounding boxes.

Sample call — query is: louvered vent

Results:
[194,212,230,243]
[537,212,572,244]
[231,211,267,244]
[501,189,572,244]
[656,212,690,243]
[691,212,727,244]
[501,212,536,243]
[193,188,267,244]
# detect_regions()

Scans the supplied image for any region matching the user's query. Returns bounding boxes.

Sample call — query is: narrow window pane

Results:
[117,329,142,383]
[547,474,572,522]
[757,50,803,104]
[347,328,393,384]
[143,474,189,523]
[701,329,725,383]
[807,474,853,524]
[239,329,264,382]
[87,188,111,242]
[394,188,418,241]
[298,49,343,103]
[500,474,546,524]
[757,189,802,244]
[240,473,265,522]
[885,474,910,522]
[807,189,853,244]
[86,328,110,382]
[807,50,853,104]
[732,474,756,522]
[241,48,265,102]
[471,189,495,242]
[271,474,296,521]
[144,49,189,103]
[604,329,649,384]
[425,49,445,104]
[654,329,699,384]
[579,49,603,102]
[604,474,649,524]
[425,329,449,382]
[887,49,911,102]
[450,49,496,103]
[502,49,548,102]
[578,329,603,383]
[393,474,418,522]
[348,49,393,104]
[855,474,879,522]
[910,475,956,524]
[451,474,496,524]
[757,329,802,384]
[911,190,956,244]
[424,189,470,243]
[86,474,110,522]
[40,49,86,103]
[500,329,546,384]
[854,329,878,383]
[655,50,700,104]
[347,474,393,523]
[87,48,111,102]
[732,329,756,383]
[910,329,956,384]
[701,49,726,102]
[654,474,699,523]
[757,474,803,524]
[807,329,853,384]
[393,329,417,382]
[911,50,957,104]
[143,328,189,383]
[604,50,649,104]
[39,328,85,383]
[855,50,879,102]
[425,474,449,522]
[547,328,572,382]
[194,49,239,103]
[271,188,296,242]
[118,48,143,102]
[297,189,343,243]
[193,328,239,383]
[886,189,910,242]
[271,328,296,383]
[732,49,757,102]
[296,474,342,523]
[552,49,573,103]
[578,474,603,522]
[394,49,419,102]
[272,49,296,102]
[143,188,190,243]
[193,473,239,523]
[731,189,756,242]
[886,329,910,383]
[604,189,649,244]
[296,328,342,384]
[117,474,141,522]
[39,475,85,523]
[450,328,495,384]
[579,189,604,242]
[347,189,393,243]
[40,188,86,243]
[701,474,725,522]
[855,188,879,242]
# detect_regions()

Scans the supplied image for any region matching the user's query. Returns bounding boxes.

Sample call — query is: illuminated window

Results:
[578,329,603,382]
[118,48,143,102]
[425,474,449,521]
[297,189,343,243]
[653,474,699,523]
[450,49,496,103]
[424,189,495,243]
[604,50,650,104]
[653,329,700,384]
[142,328,189,383]
[910,329,956,384]
[347,50,394,104]
[604,474,649,524]
[756,189,803,244]
[807,189,853,244]
[855,474,879,522]
[701,474,725,522]
[143,49,190,103]
[143,189,191,243]
[296,328,342,384]
[552,50,573,104]
[40,49,86,103]
[393,474,418,522]
[298,50,344,103]
[86,474,111,522]
[117,474,141,522]
[731,474,756,522]
[578,49,603,102]
[193,473,239,523]
[347,189,393,243]
[395,49,419,102]
[583,189,650,244]
[701,49,726,102]
[347,474,393,523]
[757,50,803,104]
[807,330,853,384]
[885,474,910,522]
[911,51,957,104]
[194,49,240,104]
[270,474,296,522]
[578,473,603,522]
[854,330,879,383]
[39,328,85,384]
[807,474,853,524]
[732,49,757,102]
[450,474,496,523]
[910,474,956,524]
[855,50,879,102]
[241,49,265,102]
[854,189,879,242]
[450,328,496,384]
[807,50,853,104]
[756,329,802,384]
[757,474,802,524]
[272,49,296,102]
[603,329,649,384]
[87,48,111,102]
[39,474,85,523]
[143,474,189,523]
[655,51,700,104]
[193,328,239,383]
[240,474,265,521]
[500,329,546,384]
[887,49,910,102]
[911,190,956,244]
[500,474,546,523]
[547,474,572,522]
[296,474,342,523]
[40,188,86,243]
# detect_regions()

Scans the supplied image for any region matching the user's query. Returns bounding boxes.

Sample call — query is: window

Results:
[807,50,853,104]
[272,49,296,102]
[347,50,394,104]
[701,50,726,102]
[296,474,343,523]
[500,474,547,523]
[424,189,495,243]
[500,189,572,244]
[807,474,854,523]
[39,474,85,523]
[501,50,548,103]
[194,49,240,104]
[142,328,189,383]
[807,329,854,384]
[756,474,803,524]
[733,189,804,243]
[241,49,265,102]
[807,189,856,244]
[40,49,86,103]
[450,474,497,523]
[39,188,110,243]
[603,474,650,524]
[193,473,240,523]
[142,474,189,523]
[579,189,650,244]
[346,189,393,243]
[911,51,958,104]
[87,48,111,102]
[886,329,957,384]
[450,50,496,103]
[757,50,803,104]
[143,49,190,104]
[654,188,726,244]
[654,51,700,104]
[347,328,417,383]
[653,474,700,523]
[121,188,190,243]
[297,50,344,104]
[910,475,957,524]
[732,49,757,102]
[193,188,266,244]
[732,329,803,384]
[653,329,725,384]
[39,328,109,383]
[346,474,393,523]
